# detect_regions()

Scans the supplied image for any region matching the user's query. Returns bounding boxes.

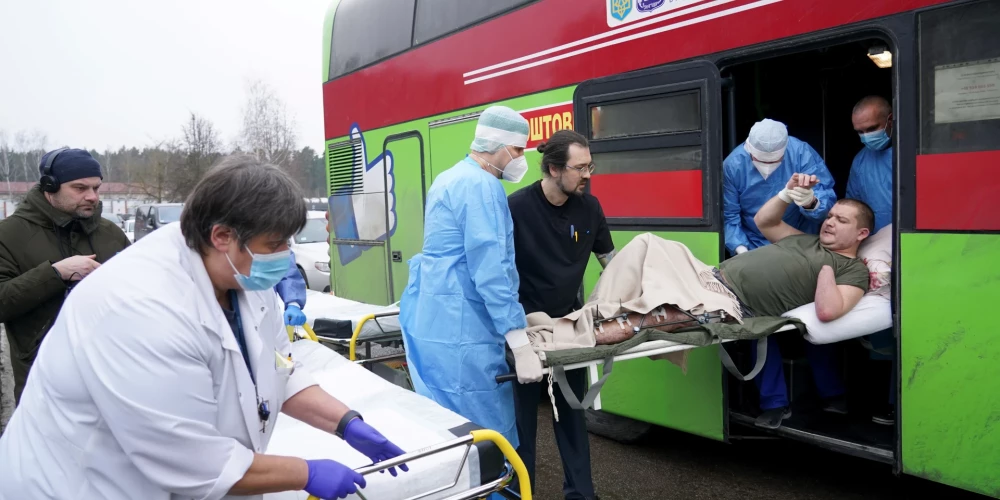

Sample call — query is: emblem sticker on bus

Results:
[607,0,710,27]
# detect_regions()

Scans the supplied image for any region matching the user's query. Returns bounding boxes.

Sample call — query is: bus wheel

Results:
[585,409,652,443]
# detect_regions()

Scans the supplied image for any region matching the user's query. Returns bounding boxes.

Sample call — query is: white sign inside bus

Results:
[607,0,710,28]
[934,58,1000,124]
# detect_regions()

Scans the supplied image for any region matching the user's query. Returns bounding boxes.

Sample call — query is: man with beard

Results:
[507,130,612,500]
[0,148,130,403]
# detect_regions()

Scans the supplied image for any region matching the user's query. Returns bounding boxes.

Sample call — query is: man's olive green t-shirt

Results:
[719,234,869,317]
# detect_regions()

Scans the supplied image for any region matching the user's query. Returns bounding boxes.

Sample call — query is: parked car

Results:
[101,212,123,225]
[133,203,183,241]
[290,211,331,292]
[122,219,135,243]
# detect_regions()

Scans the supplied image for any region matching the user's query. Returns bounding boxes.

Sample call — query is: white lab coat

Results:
[0,223,316,500]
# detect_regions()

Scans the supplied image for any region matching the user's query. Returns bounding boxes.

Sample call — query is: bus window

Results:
[328,0,415,79]
[574,61,723,226]
[591,92,701,140]
[413,0,535,46]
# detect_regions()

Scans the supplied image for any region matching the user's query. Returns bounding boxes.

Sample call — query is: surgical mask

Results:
[227,247,291,291]
[860,128,890,151]
[860,117,892,151]
[752,160,779,179]
[501,146,528,183]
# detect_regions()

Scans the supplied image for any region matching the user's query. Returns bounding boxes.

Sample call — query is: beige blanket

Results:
[526,233,744,369]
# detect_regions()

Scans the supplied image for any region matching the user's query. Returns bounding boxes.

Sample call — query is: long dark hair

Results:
[537,129,589,177]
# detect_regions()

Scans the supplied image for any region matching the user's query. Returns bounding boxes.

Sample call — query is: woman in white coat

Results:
[0,155,407,500]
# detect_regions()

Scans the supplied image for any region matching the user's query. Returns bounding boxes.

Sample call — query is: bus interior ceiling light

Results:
[867,46,892,68]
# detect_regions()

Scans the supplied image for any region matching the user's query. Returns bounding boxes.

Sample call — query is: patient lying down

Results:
[525,193,878,354]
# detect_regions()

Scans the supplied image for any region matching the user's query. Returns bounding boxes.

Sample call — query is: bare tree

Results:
[238,78,297,167]
[175,113,221,200]
[15,130,47,182]
[134,141,179,203]
[0,131,12,200]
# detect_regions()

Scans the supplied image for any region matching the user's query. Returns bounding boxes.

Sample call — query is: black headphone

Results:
[39,147,69,193]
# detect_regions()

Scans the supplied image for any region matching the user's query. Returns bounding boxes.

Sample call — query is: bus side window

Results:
[916,0,1000,231]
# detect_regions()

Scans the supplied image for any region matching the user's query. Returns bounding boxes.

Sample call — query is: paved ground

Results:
[530,403,990,500]
[1,326,15,435]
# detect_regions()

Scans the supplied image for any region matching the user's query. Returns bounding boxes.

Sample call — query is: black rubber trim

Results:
[448,421,505,487]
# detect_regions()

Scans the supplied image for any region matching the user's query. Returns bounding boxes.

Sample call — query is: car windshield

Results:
[158,206,183,223]
[294,218,328,244]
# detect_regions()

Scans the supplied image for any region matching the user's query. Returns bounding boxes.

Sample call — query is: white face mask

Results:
[752,160,779,179]
[501,146,528,183]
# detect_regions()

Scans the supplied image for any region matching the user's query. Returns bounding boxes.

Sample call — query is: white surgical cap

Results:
[745,118,788,162]
[470,106,529,153]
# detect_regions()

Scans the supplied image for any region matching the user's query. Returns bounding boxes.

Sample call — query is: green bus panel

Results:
[383,134,426,302]
[901,233,1000,498]
[583,230,725,441]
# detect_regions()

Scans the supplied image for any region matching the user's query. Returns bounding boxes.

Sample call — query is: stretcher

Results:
[299,290,404,364]
[497,311,801,413]
[265,337,531,500]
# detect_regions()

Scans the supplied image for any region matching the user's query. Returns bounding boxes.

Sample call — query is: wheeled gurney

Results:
[265,336,531,500]
[299,290,404,364]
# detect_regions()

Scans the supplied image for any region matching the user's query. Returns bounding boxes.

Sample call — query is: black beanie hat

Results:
[39,148,103,184]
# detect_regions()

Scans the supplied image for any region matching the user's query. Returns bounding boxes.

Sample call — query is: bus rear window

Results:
[590,92,701,140]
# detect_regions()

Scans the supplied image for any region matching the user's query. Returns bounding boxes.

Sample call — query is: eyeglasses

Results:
[565,163,596,174]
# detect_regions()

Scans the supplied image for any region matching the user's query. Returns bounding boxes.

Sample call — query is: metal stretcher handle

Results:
[306,429,531,500]
[349,311,401,361]
[287,324,320,343]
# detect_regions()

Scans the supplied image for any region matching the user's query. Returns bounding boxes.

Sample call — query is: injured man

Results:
[522,173,875,427]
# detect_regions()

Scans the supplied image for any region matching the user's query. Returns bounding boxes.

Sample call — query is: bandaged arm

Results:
[814,265,865,322]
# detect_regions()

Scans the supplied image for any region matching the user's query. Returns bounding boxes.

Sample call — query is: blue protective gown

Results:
[274,251,306,309]
[723,137,837,253]
[846,146,893,233]
[400,156,526,448]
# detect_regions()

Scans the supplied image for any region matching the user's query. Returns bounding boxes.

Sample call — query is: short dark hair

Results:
[836,198,875,234]
[181,154,307,253]
[538,129,589,177]
[853,95,892,120]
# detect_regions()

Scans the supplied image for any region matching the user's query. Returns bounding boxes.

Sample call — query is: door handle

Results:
[391,251,403,263]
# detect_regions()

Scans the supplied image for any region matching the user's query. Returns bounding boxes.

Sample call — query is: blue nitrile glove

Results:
[304,459,365,500]
[284,304,307,326]
[343,418,409,476]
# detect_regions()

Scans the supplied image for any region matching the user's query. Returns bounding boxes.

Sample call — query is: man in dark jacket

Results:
[0,148,130,402]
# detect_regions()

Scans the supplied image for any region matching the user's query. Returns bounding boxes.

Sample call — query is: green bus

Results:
[319,0,1000,496]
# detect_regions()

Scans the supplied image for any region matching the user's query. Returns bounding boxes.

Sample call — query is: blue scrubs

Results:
[846,146,893,232]
[723,137,837,254]
[400,156,526,447]
[275,251,306,309]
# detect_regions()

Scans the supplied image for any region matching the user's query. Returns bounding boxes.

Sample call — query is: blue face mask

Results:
[227,247,291,291]
[859,119,891,151]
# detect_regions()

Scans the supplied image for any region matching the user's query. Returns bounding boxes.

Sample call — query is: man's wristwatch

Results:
[335,410,363,438]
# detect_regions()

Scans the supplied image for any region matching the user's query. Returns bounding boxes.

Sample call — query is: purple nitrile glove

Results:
[304,459,365,500]
[343,418,409,476]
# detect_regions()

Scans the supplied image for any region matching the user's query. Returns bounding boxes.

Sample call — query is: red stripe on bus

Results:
[916,150,1000,231]
[322,0,951,138]
[590,170,703,219]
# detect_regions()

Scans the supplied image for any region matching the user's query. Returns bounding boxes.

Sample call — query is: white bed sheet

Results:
[264,341,486,500]
[302,290,401,340]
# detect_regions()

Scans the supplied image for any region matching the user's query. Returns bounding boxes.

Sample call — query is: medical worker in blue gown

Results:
[847,96,893,233]
[276,251,308,326]
[723,118,837,255]
[848,95,896,425]
[400,106,544,450]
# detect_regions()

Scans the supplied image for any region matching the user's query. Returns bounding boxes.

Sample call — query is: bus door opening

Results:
[719,37,896,458]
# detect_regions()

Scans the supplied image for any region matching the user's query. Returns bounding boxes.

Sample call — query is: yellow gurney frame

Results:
[288,326,532,500]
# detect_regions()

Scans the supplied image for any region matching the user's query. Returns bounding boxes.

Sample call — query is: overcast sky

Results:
[0,0,331,153]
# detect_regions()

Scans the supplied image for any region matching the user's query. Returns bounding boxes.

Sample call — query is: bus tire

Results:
[584,409,652,443]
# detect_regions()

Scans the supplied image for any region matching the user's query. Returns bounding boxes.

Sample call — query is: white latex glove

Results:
[735,245,748,255]
[787,186,817,209]
[505,329,543,384]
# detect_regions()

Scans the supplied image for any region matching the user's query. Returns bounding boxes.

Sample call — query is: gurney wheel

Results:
[584,409,652,444]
